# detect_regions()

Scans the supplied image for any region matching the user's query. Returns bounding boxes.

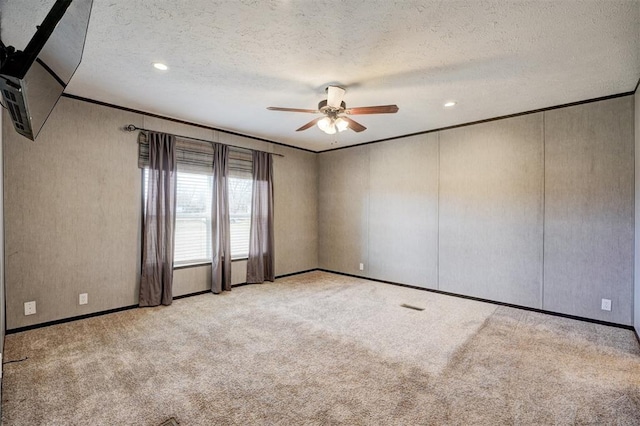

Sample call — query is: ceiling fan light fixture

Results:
[335,117,349,132]
[268,89,395,134]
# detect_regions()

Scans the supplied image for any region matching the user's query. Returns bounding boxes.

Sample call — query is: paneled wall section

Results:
[319,96,634,325]
[439,114,544,308]
[544,98,634,325]
[318,145,370,276]
[368,134,439,288]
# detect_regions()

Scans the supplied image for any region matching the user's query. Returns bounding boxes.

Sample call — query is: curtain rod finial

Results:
[125,124,137,132]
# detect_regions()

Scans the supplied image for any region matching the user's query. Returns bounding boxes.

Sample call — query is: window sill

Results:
[174,258,248,270]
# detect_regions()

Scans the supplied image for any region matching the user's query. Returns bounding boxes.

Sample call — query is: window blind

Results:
[139,133,216,173]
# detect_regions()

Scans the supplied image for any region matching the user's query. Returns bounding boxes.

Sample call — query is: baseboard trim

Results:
[317,269,636,331]
[173,290,211,300]
[5,269,320,334]
[6,304,139,335]
[275,268,318,279]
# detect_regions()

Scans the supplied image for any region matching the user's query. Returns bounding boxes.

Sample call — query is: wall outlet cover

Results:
[79,293,88,305]
[24,301,36,316]
[359,263,364,271]
[601,298,612,311]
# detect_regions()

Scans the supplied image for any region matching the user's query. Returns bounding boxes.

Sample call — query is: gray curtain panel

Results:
[139,132,177,307]
[211,143,232,293]
[247,151,275,283]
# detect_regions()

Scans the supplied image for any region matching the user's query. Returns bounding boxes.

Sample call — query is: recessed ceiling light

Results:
[153,62,168,71]
[444,101,457,108]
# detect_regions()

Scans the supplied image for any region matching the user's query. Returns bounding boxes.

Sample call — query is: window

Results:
[174,172,213,264]
[143,167,252,266]
[228,176,253,258]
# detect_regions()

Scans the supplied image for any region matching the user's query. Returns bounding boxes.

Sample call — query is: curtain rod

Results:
[124,124,284,158]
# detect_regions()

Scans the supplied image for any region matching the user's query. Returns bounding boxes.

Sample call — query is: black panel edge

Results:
[320,90,636,154]
[5,269,318,334]
[172,290,210,300]
[317,269,636,331]
[6,304,138,334]
[634,77,640,94]
[60,93,317,154]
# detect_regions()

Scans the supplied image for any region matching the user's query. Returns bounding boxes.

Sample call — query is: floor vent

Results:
[159,418,180,426]
[401,303,424,311]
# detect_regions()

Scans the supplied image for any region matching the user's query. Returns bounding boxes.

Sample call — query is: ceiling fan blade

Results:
[267,107,319,113]
[326,86,346,109]
[346,105,399,115]
[296,117,323,132]
[341,116,367,132]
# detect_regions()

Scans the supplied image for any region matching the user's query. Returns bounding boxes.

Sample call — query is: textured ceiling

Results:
[1,1,639,151]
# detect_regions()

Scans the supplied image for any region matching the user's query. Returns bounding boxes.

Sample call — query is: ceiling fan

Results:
[267,86,399,134]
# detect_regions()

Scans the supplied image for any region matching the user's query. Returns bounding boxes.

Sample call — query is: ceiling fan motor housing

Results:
[318,99,346,117]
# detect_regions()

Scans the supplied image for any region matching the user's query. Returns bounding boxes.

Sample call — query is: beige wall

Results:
[369,134,439,288]
[318,145,370,275]
[319,95,635,325]
[3,97,318,329]
[439,113,544,308]
[3,100,142,330]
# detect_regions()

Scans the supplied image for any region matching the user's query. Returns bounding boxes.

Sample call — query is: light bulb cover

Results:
[317,117,332,132]
[153,62,168,71]
[325,123,337,134]
[335,117,349,132]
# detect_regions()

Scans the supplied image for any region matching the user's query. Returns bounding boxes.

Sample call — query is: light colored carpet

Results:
[2,271,639,425]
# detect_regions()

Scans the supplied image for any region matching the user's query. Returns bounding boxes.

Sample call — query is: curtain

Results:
[211,143,232,293]
[139,132,177,307]
[246,151,274,283]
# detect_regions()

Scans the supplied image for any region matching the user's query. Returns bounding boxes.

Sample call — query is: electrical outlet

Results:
[24,301,36,316]
[601,298,612,311]
[79,293,88,305]
[359,263,364,271]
